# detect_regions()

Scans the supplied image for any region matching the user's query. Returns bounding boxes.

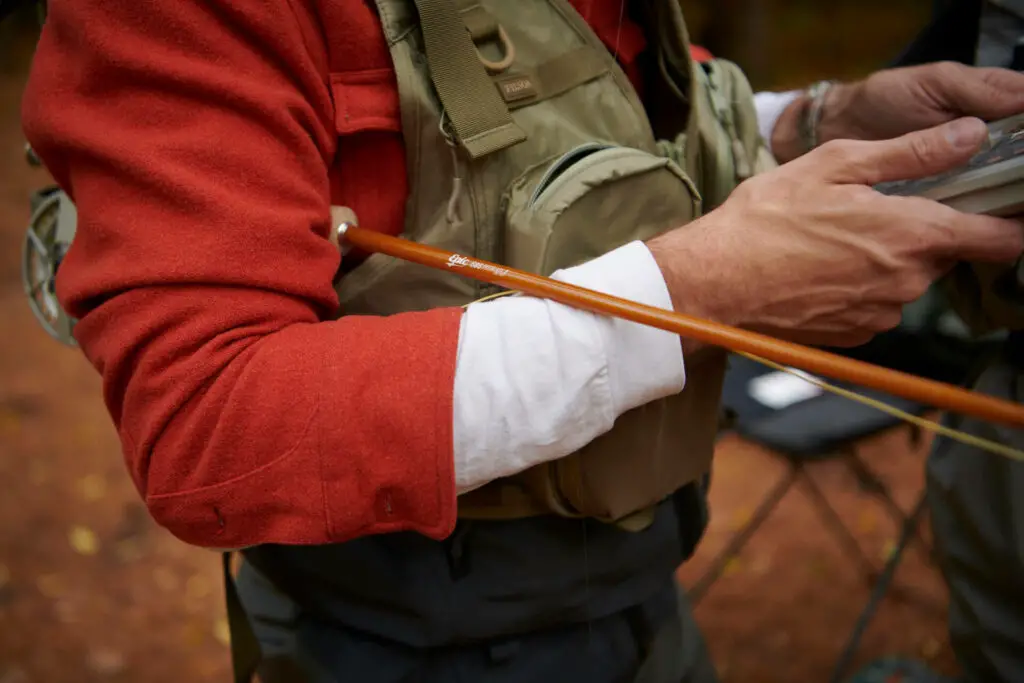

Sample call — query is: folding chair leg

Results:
[842,451,937,567]
[687,466,800,606]
[798,470,879,585]
[828,494,932,683]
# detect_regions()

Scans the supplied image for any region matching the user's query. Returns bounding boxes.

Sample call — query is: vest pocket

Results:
[458,145,712,525]
[503,144,701,277]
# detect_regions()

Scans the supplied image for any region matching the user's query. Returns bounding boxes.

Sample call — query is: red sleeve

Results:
[21,0,460,548]
[689,45,713,63]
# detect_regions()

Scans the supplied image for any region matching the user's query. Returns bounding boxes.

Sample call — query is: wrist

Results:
[771,80,861,163]
[770,94,809,164]
[815,80,867,144]
[646,224,748,355]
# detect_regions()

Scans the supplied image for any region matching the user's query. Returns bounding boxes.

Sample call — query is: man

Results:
[19,0,1024,681]
[889,1,1024,681]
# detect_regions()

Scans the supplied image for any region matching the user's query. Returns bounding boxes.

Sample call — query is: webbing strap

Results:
[459,4,499,41]
[412,0,526,158]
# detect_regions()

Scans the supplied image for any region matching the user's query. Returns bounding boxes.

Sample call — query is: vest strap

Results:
[458,2,499,41]
[412,0,527,158]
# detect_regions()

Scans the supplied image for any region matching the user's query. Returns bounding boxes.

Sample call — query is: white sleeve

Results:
[754,90,800,154]
[452,241,686,494]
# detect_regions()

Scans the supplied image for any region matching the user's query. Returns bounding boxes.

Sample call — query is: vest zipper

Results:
[439,110,465,225]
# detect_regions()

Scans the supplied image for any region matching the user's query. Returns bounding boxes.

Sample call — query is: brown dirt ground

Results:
[0,16,959,683]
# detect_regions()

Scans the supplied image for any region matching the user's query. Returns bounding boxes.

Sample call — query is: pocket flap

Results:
[504,144,700,276]
[330,69,402,134]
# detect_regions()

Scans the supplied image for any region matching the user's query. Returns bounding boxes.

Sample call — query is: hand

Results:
[647,118,1024,351]
[773,62,1024,163]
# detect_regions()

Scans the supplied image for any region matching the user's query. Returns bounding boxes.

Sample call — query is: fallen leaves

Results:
[68,526,99,556]
[186,575,210,601]
[35,573,66,599]
[72,422,102,450]
[722,557,743,577]
[0,395,44,438]
[86,647,125,676]
[76,474,106,502]
[856,509,878,535]
[728,506,753,531]
[113,539,144,564]
[152,567,179,593]
[213,618,231,646]
[179,617,232,649]
[111,503,151,563]
[181,623,207,648]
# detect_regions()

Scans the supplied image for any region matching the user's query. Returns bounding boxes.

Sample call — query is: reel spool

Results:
[22,186,78,347]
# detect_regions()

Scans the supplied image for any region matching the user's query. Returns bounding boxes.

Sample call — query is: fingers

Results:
[807,118,988,185]
[890,196,1024,263]
[930,63,1024,122]
[945,214,1024,263]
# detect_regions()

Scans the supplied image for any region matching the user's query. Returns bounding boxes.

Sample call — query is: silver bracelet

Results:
[799,80,835,152]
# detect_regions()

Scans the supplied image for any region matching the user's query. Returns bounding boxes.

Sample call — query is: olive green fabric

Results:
[411,0,526,158]
[658,58,777,212]
[498,46,610,110]
[337,0,771,526]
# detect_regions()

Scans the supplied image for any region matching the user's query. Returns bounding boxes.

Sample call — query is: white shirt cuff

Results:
[754,90,800,155]
[550,241,685,416]
[452,241,685,494]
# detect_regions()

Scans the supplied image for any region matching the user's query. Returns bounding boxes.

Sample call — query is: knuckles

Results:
[840,183,881,206]
[812,138,861,168]
[928,60,968,84]
[904,131,944,170]
[730,174,794,218]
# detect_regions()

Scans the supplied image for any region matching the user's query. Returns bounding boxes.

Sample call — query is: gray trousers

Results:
[236,560,719,683]
[926,354,1024,683]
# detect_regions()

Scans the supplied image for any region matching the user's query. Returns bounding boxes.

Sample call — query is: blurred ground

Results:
[1,6,959,683]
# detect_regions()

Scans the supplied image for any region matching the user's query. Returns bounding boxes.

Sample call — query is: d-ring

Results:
[475,25,515,73]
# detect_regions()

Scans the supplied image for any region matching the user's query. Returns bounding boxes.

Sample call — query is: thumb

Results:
[816,117,989,186]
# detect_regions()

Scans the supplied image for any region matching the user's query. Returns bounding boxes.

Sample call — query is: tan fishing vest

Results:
[335,0,775,529]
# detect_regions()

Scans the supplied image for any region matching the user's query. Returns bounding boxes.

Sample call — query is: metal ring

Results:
[21,190,78,347]
[329,205,359,258]
[334,221,357,258]
[475,25,515,73]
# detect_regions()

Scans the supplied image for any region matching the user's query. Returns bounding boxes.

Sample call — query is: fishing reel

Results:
[22,144,78,347]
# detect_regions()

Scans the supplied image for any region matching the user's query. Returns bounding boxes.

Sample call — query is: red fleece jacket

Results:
[21,0,697,548]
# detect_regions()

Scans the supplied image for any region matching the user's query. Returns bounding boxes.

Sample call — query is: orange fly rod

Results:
[338,223,1024,429]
